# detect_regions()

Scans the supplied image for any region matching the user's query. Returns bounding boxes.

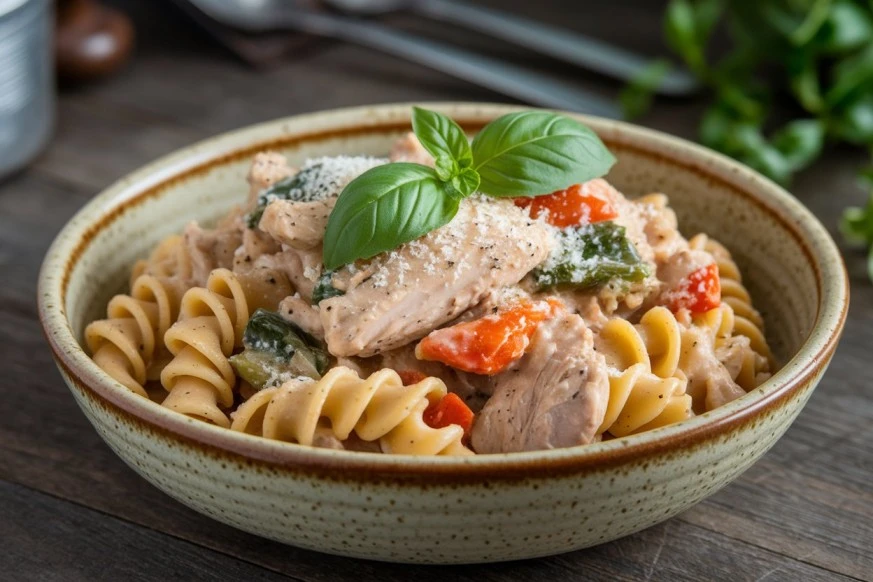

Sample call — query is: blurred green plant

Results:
[621,0,873,278]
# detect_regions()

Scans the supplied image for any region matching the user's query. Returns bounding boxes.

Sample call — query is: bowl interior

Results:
[47,103,843,466]
[63,116,818,370]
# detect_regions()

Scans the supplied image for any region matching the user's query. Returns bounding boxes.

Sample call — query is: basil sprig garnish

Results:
[322,107,616,269]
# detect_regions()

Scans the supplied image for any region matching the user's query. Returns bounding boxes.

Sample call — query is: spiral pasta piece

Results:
[693,303,771,391]
[595,307,682,379]
[160,267,292,427]
[85,274,187,397]
[594,309,692,438]
[230,367,473,455]
[688,234,772,363]
[596,363,690,437]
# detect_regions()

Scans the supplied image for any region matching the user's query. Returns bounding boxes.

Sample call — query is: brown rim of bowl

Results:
[37,102,850,480]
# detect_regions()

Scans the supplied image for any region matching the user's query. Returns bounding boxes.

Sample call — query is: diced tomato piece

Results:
[668,263,721,313]
[423,393,474,439]
[514,180,619,227]
[397,370,428,386]
[415,299,563,375]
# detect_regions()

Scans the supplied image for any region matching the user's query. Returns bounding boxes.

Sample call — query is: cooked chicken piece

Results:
[655,248,715,309]
[675,315,746,413]
[233,228,282,274]
[258,198,336,250]
[471,313,610,453]
[320,198,552,357]
[532,289,609,332]
[390,132,435,166]
[634,193,689,263]
[246,152,293,207]
[260,246,323,301]
[278,294,324,340]
[715,334,771,390]
[658,248,713,289]
[183,216,244,286]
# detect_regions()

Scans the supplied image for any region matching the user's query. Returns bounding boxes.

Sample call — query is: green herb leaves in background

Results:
[840,178,873,281]
[625,0,873,279]
[322,107,615,269]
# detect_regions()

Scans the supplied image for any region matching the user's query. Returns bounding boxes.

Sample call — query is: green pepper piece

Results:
[534,222,650,290]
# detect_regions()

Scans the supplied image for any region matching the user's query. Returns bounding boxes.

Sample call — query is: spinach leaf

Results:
[533,222,650,290]
[311,270,344,305]
[228,309,330,389]
[246,164,323,229]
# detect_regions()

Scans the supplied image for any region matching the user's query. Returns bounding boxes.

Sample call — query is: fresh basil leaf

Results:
[771,119,824,170]
[471,111,615,197]
[412,107,472,171]
[451,167,480,198]
[322,163,459,269]
[620,59,672,120]
[533,222,650,290]
[736,143,793,185]
[434,154,458,182]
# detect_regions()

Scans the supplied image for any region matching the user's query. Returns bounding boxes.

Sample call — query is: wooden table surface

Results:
[2,1,871,580]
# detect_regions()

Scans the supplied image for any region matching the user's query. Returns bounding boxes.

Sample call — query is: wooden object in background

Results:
[56,0,135,81]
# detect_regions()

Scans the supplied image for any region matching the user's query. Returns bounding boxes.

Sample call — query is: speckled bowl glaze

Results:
[38,103,848,564]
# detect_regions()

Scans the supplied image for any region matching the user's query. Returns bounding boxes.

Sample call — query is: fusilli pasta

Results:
[231,367,473,455]
[160,268,292,427]
[594,308,692,437]
[688,234,771,362]
[85,274,187,397]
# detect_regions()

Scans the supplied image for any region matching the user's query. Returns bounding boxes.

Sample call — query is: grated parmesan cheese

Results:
[262,155,387,204]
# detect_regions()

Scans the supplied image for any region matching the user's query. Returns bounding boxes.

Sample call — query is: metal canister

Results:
[0,0,54,180]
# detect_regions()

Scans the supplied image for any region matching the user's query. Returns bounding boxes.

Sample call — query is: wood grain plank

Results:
[0,172,96,313]
[30,98,207,192]
[0,481,292,582]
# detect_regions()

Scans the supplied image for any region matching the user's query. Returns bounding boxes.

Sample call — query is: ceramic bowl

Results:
[38,103,848,564]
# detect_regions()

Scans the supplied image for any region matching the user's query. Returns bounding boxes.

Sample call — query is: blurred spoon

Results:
[323,0,699,96]
[186,0,622,118]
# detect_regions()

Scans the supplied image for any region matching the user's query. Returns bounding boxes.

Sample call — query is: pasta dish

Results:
[84,108,773,455]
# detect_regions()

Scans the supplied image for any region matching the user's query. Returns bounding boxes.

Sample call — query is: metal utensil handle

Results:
[311,15,620,117]
[415,0,698,96]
